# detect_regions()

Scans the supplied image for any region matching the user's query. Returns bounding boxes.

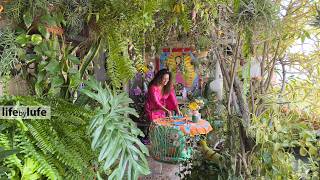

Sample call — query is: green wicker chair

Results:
[149,122,192,163]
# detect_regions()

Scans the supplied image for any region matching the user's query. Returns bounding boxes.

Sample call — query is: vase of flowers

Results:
[188,99,204,123]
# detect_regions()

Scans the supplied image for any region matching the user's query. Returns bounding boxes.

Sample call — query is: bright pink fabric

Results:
[145,85,178,121]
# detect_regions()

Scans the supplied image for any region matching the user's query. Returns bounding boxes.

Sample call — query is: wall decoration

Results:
[160,48,199,97]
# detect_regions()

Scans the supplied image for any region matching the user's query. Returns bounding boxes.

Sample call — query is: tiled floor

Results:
[139,157,181,180]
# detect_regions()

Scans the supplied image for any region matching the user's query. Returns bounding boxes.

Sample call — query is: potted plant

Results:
[196,35,211,58]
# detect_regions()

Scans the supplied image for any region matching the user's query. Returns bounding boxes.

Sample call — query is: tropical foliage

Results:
[0,0,319,179]
[0,96,96,179]
[81,77,150,179]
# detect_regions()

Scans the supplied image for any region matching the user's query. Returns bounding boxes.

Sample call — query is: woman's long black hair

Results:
[148,69,172,95]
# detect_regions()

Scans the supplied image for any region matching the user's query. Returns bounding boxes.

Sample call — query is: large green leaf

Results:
[45,60,60,74]
[81,77,150,180]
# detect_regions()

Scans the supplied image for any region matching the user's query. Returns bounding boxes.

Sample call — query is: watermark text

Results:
[0,106,51,119]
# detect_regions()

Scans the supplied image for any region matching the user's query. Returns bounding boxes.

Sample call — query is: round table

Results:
[149,116,213,163]
[153,116,213,137]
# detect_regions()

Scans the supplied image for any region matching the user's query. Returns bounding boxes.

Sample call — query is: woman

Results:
[145,69,182,121]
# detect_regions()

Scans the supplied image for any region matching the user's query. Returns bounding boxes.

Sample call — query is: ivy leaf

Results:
[31,34,43,45]
[23,11,33,29]
[44,50,54,58]
[67,55,80,64]
[35,71,46,95]
[38,61,49,71]
[34,45,43,55]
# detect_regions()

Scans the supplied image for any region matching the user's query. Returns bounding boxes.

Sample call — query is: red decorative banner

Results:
[162,48,193,52]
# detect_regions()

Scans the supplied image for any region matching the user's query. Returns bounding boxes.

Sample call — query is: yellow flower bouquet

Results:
[188,99,204,111]
[188,102,200,111]
[188,99,204,123]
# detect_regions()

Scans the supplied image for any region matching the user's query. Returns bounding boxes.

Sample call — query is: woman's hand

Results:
[162,107,172,118]
[177,109,183,116]
[166,110,173,118]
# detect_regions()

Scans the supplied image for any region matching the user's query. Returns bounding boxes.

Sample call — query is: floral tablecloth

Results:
[153,116,213,137]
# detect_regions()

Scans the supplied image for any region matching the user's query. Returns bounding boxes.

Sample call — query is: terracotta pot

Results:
[197,50,209,59]
[7,76,31,96]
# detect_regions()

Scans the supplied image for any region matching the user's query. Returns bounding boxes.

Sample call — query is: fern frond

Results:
[26,121,85,172]
[0,96,96,179]
[18,137,62,180]
[106,31,135,88]
[0,133,22,179]
[51,122,94,165]
[25,121,56,154]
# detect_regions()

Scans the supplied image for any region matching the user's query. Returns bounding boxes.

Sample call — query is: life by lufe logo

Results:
[0,106,51,119]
